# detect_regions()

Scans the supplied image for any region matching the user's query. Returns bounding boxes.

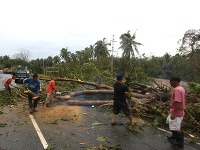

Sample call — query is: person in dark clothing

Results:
[111,73,134,126]
[23,73,41,113]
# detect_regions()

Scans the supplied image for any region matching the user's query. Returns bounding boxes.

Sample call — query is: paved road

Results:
[0,100,200,150]
[0,74,199,150]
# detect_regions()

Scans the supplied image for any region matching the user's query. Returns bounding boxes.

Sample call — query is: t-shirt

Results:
[46,80,58,94]
[23,77,40,93]
[170,86,186,117]
[113,81,129,103]
[4,77,12,86]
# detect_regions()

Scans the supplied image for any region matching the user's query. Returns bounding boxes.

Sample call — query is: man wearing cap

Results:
[111,73,134,126]
[166,76,186,148]
[24,73,41,113]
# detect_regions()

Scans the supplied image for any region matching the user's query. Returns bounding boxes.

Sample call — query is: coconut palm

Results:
[60,47,71,63]
[94,38,110,60]
[119,30,142,60]
[53,55,61,64]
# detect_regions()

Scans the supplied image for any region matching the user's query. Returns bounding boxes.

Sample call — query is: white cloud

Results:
[0,0,199,59]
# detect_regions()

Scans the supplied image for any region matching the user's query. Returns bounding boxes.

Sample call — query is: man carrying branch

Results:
[24,73,41,113]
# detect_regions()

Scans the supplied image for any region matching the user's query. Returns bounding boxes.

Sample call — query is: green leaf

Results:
[96,136,106,142]
[92,122,102,126]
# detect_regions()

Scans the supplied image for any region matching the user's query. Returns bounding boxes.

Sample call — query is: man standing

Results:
[24,73,41,113]
[4,74,16,94]
[166,76,186,148]
[111,73,134,126]
[43,77,59,109]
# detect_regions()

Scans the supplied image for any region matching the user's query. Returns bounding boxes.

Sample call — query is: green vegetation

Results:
[1,29,200,137]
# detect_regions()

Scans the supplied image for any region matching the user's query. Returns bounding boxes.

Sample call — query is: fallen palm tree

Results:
[67,100,113,106]
[39,77,114,90]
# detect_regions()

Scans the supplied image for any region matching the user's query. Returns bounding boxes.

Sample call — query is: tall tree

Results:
[53,55,61,64]
[60,47,71,63]
[178,29,200,80]
[94,38,110,60]
[178,29,200,55]
[13,49,31,62]
[46,56,53,67]
[119,30,142,60]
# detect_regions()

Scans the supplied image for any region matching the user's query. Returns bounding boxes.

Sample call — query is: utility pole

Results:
[43,59,45,75]
[110,35,116,78]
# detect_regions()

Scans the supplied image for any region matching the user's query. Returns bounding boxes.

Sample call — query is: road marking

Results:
[29,115,48,149]
[157,127,171,134]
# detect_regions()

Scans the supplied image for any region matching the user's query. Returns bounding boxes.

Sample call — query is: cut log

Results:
[131,92,152,99]
[58,95,71,101]
[67,100,113,106]
[131,97,153,104]
[69,89,114,97]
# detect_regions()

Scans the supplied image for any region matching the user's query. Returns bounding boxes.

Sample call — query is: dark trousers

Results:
[5,85,11,94]
[28,93,39,108]
[170,131,184,148]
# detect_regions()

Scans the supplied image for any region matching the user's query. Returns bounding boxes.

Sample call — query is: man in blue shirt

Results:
[24,73,41,113]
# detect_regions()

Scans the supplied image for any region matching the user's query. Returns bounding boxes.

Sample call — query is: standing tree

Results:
[13,49,31,62]
[60,47,71,63]
[53,55,61,64]
[94,38,110,60]
[178,29,200,55]
[178,29,200,81]
[119,30,142,59]
[119,30,142,72]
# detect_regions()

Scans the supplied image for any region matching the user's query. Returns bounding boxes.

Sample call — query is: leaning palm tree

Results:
[119,30,142,73]
[119,30,142,60]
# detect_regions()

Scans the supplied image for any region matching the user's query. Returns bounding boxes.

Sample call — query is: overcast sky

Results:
[0,0,199,60]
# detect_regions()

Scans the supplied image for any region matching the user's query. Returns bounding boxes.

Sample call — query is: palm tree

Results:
[94,38,110,60]
[46,56,53,67]
[89,45,95,60]
[70,53,77,62]
[83,46,94,62]
[53,55,61,64]
[75,51,84,63]
[119,30,142,60]
[60,47,71,63]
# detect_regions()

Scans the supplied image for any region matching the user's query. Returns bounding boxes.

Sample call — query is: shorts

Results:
[113,102,131,116]
[46,94,54,101]
[166,114,183,131]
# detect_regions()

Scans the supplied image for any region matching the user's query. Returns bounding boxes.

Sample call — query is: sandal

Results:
[111,122,117,125]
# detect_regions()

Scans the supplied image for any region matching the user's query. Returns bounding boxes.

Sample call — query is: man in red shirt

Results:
[166,76,185,148]
[43,77,59,109]
[4,74,16,94]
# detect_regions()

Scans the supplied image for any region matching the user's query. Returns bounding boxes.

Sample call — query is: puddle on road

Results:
[70,93,113,101]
